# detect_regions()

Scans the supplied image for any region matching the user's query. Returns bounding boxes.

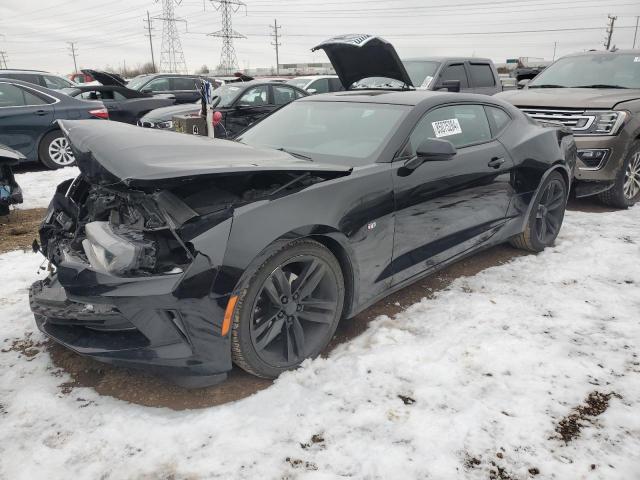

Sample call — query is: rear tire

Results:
[510,171,567,252]
[231,239,345,379]
[597,141,640,208]
[38,130,75,169]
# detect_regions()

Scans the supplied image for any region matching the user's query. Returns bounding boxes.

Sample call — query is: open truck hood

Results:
[312,34,413,89]
[81,69,127,87]
[59,120,351,187]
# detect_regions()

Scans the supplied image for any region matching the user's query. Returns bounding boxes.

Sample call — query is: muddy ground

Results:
[1,197,616,409]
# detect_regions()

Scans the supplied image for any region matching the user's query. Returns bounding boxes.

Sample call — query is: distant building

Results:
[242,62,335,77]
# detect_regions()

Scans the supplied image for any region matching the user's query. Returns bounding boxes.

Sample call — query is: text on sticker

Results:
[432,118,462,138]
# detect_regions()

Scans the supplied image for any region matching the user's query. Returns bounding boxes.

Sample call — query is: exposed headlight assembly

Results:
[82,221,156,275]
[156,120,173,129]
[575,110,627,136]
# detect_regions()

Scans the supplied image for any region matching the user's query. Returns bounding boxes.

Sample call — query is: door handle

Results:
[34,109,48,116]
[488,157,505,169]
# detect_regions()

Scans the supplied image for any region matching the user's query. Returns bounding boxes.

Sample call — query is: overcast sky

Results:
[1,0,639,75]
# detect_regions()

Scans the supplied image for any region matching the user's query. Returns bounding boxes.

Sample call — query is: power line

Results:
[144,10,157,72]
[604,14,617,50]
[270,19,281,74]
[154,0,188,73]
[67,41,78,73]
[207,0,246,75]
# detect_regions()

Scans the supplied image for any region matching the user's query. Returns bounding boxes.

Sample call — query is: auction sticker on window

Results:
[432,118,462,138]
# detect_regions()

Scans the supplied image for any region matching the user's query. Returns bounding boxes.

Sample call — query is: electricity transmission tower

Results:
[270,19,281,74]
[604,14,617,50]
[0,51,8,69]
[208,0,246,75]
[154,0,188,73]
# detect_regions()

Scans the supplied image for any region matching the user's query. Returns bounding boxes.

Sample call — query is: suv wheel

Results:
[598,141,640,208]
[38,131,75,169]
[231,239,345,379]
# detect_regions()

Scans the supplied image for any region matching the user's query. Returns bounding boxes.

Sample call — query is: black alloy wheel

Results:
[231,240,345,378]
[510,171,568,252]
[533,177,566,245]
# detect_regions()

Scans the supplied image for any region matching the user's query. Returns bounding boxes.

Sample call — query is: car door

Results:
[433,62,471,93]
[171,77,201,103]
[306,78,330,94]
[467,62,500,95]
[225,85,273,138]
[141,76,172,98]
[390,103,514,286]
[0,82,54,160]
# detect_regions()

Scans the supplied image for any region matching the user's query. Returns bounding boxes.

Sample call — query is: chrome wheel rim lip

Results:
[249,254,338,368]
[48,137,75,166]
[623,151,640,200]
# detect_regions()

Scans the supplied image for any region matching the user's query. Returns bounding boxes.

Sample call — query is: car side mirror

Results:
[416,138,457,161]
[437,80,461,92]
[306,88,317,94]
[140,88,152,94]
[518,79,531,89]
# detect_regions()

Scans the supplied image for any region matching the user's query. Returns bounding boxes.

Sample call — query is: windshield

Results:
[402,60,441,88]
[126,76,151,90]
[287,78,310,89]
[237,101,409,165]
[211,84,244,107]
[529,54,640,89]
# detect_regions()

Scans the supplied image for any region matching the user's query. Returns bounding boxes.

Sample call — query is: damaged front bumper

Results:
[30,251,233,388]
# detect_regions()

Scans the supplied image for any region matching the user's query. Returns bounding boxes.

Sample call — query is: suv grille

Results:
[519,108,595,131]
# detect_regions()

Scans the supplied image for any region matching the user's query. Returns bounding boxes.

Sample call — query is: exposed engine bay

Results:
[39,170,344,277]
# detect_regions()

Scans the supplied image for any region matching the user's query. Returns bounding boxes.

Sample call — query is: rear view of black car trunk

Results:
[30,120,350,387]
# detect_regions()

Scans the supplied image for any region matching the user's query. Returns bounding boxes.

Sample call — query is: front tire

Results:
[510,171,568,252]
[38,130,75,169]
[598,141,640,208]
[231,239,345,379]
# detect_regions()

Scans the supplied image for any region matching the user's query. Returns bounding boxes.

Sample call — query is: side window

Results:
[80,90,101,100]
[112,91,127,101]
[0,83,49,107]
[144,77,170,92]
[308,78,329,94]
[408,104,491,151]
[172,77,199,91]
[272,85,298,105]
[485,106,511,134]
[237,85,269,106]
[43,75,72,89]
[328,78,344,92]
[4,73,40,86]
[438,64,469,89]
[469,63,496,87]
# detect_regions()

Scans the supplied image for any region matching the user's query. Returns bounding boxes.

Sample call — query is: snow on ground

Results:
[14,167,79,210]
[1,207,640,480]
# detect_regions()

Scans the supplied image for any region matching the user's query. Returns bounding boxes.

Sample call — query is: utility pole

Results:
[208,0,246,75]
[154,0,188,74]
[68,42,78,73]
[0,51,8,69]
[144,10,156,72]
[604,14,617,51]
[552,41,557,61]
[270,19,281,75]
[633,16,639,49]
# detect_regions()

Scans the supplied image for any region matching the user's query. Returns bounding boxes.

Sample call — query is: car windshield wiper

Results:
[277,147,313,161]
[572,84,628,89]
[528,84,567,89]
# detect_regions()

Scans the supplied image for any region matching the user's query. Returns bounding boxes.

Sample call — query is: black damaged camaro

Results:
[30,46,577,386]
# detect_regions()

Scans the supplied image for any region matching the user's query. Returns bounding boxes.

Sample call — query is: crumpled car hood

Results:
[59,120,351,187]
